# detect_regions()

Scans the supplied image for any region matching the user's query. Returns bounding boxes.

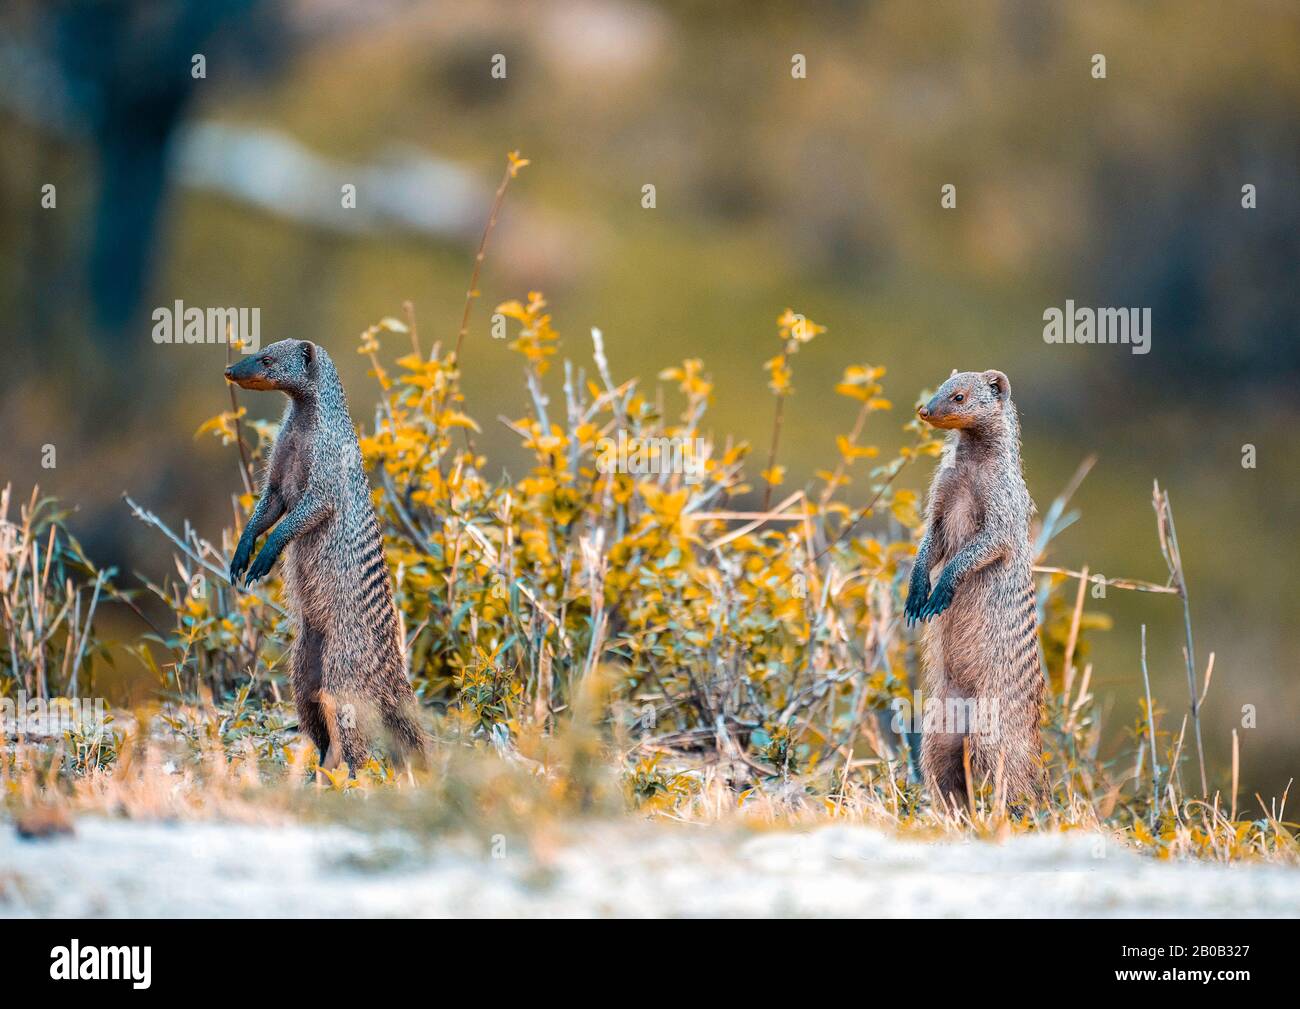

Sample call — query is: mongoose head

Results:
[917,369,1010,431]
[224,339,316,396]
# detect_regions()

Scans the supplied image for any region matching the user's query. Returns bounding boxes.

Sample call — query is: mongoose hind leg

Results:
[970,716,1042,807]
[336,723,370,774]
[320,646,375,774]
[325,692,372,774]
[921,728,968,812]
[317,691,344,770]
[297,699,331,766]
[290,626,332,763]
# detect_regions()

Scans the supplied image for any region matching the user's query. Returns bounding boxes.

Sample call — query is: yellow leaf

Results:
[440,411,482,432]
[507,150,530,177]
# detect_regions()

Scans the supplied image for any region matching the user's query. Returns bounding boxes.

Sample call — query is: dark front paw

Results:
[230,538,254,585]
[919,573,956,621]
[904,571,930,627]
[243,544,280,586]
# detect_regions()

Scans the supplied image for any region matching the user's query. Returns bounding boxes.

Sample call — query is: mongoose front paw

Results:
[229,540,253,584]
[243,547,279,586]
[920,574,956,620]
[904,571,930,627]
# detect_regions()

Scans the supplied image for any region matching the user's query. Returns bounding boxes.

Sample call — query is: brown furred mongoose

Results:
[224,339,429,772]
[905,369,1042,807]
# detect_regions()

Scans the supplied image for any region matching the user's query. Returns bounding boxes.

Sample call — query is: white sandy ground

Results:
[1,818,1297,917]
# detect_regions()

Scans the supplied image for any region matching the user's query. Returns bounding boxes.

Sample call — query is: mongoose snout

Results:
[915,370,1009,431]
[905,368,1042,807]
[224,349,296,392]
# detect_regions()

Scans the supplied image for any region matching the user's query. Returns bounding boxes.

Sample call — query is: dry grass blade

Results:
[1139,623,1161,820]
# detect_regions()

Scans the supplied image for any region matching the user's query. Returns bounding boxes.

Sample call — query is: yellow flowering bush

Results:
[338,297,943,787]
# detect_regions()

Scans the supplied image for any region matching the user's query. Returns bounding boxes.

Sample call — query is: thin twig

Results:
[403,300,421,359]
[452,153,524,365]
[432,151,528,458]
[1230,728,1239,823]
[705,490,804,551]
[1139,623,1161,820]
[760,389,787,512]
[225,329,255,497]
[68,570,105,698]
[1154,481,1208,797]
[1031,566,1178,594]
[811,456,914,567]
[1061,564,1088,700]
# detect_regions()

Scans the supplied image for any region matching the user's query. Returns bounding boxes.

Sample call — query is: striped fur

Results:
[905,370,1043,805]
[226,339,429,771]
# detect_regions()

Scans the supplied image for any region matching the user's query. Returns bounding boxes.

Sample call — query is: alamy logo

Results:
[889,690,1001,742]
[596,430,707,485]
[151,301,261,351]
[1,693,106,739]
[1043,300,1150,355]
[50,941,151,989]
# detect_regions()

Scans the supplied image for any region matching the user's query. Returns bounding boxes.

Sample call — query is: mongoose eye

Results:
[260,356,273,367]
[952,393,964,404]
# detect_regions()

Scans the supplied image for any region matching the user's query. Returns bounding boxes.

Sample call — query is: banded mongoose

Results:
[224,339,428,771]
[904,369,1042,806]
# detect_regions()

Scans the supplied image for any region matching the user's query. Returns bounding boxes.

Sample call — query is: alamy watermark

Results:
[596,429,707,484]
[1043,300,1150,355]
[890,690,1000,742]
[151,300,261,351]
[1,693,107,739]
[50,941,151,989]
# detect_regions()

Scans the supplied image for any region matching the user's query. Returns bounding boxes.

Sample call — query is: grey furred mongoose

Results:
[224,339,429,771]
[904,369,1042,806]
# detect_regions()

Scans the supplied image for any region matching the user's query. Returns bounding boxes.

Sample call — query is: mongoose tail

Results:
[906,369,1043,807]
[225,339,431,774]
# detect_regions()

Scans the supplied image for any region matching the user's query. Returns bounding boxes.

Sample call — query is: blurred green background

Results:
[1,0,1296,797]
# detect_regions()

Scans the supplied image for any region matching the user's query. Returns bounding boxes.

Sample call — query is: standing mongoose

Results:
[224,339,429,771]
[904,369,1042,807]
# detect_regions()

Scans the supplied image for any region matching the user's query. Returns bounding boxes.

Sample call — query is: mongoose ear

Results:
[984,370,1009,399]
[299,341,315,368]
